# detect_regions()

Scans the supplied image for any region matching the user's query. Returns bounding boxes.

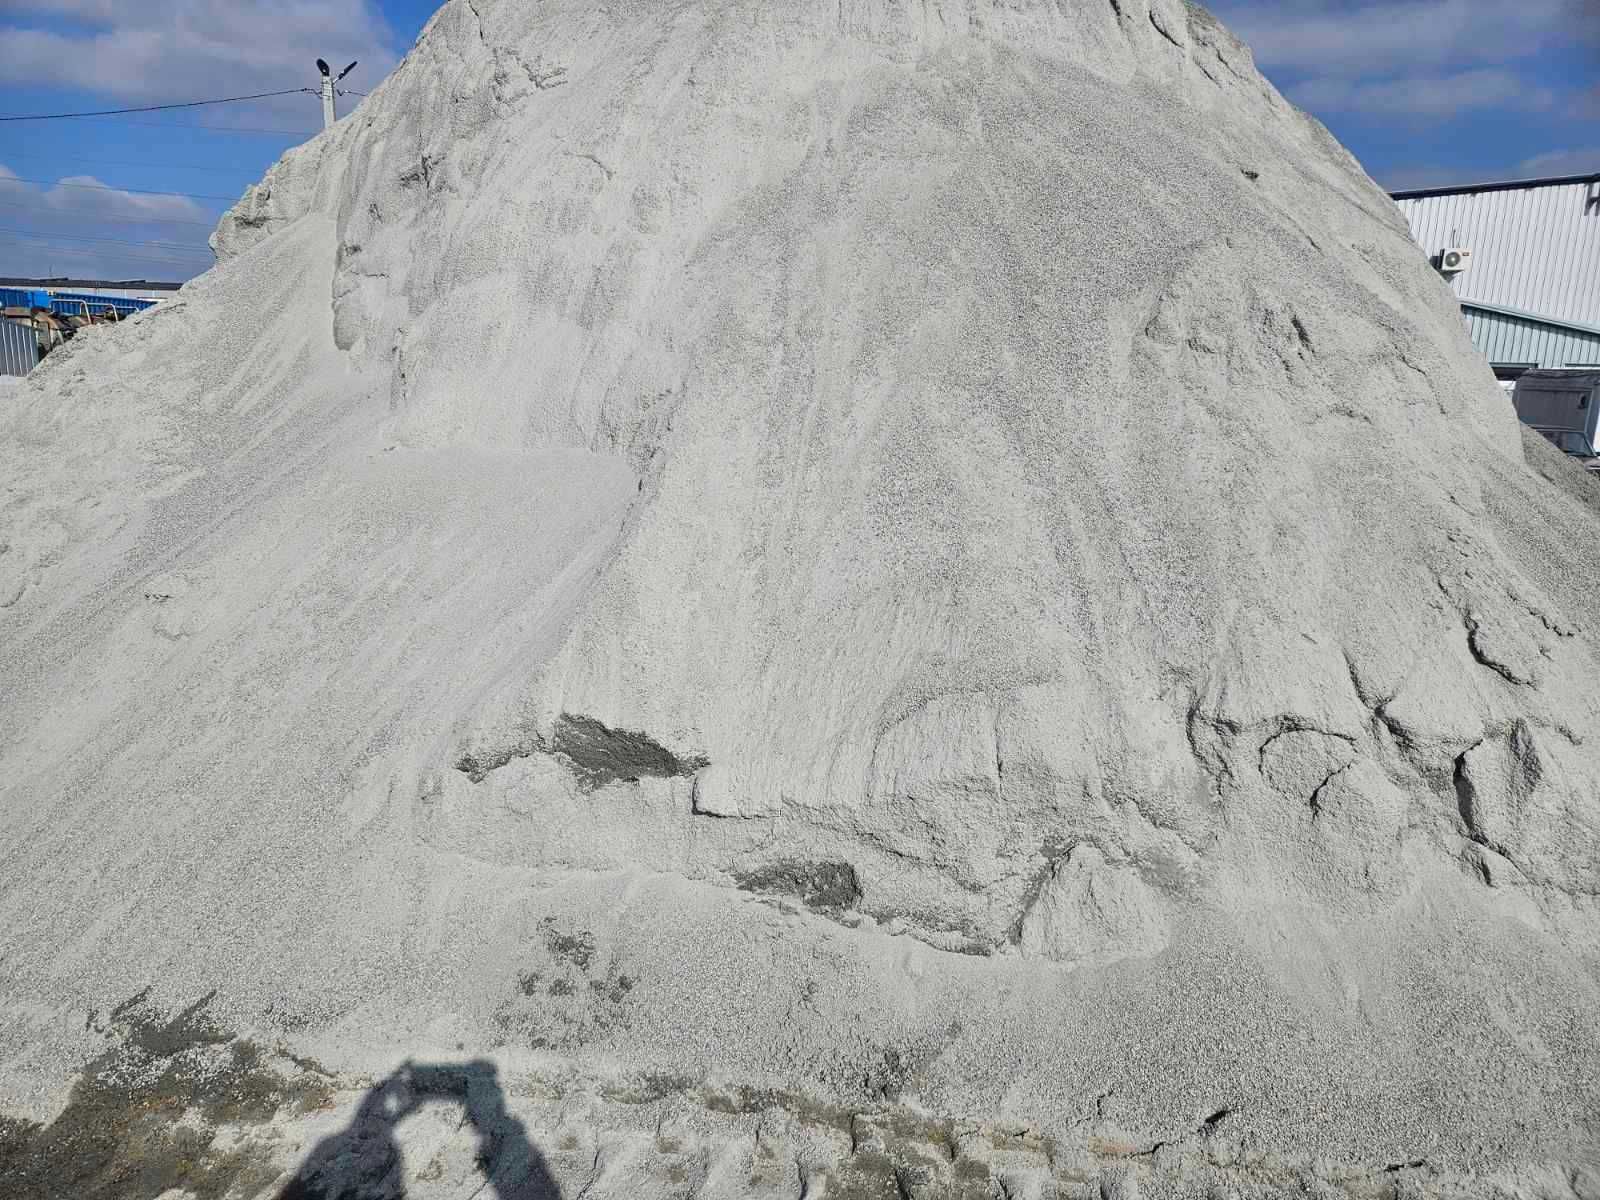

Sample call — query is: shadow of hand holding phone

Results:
[275,1059,560,1199]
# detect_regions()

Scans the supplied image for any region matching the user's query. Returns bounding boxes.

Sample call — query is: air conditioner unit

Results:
[1439,247,1473,274]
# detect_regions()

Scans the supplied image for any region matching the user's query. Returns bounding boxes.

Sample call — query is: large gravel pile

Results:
[3,2,1599,1196]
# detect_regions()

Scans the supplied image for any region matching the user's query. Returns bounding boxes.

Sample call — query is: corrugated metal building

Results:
[1393,173,1600,379]
[0,317,40,378]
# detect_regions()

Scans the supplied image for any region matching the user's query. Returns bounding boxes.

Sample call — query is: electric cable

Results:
[1,246,210,272]
[0,226,214,254]
[0,202,218,228]
[0,88,316,122]
[0,150,260,175]
[111,117,313,136]
[0,177,235,202]
[3,245,208,272]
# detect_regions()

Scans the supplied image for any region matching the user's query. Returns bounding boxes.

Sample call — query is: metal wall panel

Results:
[1463,305,1600,369]
[1397,182,1600,330]
[0,287,50,310]
[49,291,155,318]
[3,287,159,318]
[0,318,39,378]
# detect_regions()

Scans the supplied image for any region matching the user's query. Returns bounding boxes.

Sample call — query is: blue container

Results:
[0,287,51,310]
[50,291,156,318]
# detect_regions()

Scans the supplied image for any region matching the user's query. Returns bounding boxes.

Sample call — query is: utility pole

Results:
[317,59,335,129]
[315,58,359,131]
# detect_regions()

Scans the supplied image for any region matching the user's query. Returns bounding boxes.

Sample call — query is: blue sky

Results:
[1,0,1597,282]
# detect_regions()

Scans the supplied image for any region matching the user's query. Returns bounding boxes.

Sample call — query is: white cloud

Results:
[0,167,211,224]
[1290,69,1555,119]
[0,1,403,280]
[0,0,399,126]
[1379,164,1481,192]
[4,0,125,22]
[0,164,217,281]
[1518,148,1600,176]
[1376,148,1600,195]
[1205,0,1596,136]
[1213,0,1584,77]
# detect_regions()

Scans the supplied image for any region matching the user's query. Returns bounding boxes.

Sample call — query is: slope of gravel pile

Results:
[3,1,1599,1196]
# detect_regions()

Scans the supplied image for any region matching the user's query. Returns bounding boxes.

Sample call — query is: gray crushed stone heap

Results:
[2,1,1599,1197]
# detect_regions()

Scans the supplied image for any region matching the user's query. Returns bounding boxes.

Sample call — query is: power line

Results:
[1,227,212,256]
[0,201,217,228]
[0,239,212,271]
[0,241,211,271]
[0,177,236,202]
[8,241,208,268]
[0,227,213,254]
[0,150,261,175]
[112,117,314,136]
[0,230,212,260]
[0,88,316,122]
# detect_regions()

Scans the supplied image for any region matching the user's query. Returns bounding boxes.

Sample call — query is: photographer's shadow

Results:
[276,1059,561,1199]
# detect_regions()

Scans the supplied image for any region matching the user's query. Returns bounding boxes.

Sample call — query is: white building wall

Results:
[52,285,175,304]
[1395,179,1600,329]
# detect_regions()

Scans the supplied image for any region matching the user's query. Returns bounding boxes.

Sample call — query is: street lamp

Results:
[316,58,359,130]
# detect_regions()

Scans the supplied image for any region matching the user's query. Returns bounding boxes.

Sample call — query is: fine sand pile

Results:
[3,2,1600,1197]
